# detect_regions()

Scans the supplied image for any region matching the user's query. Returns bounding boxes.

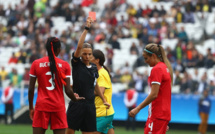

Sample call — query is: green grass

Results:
[0,124,214,134]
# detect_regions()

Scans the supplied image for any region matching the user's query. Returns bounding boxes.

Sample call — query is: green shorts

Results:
[96,114,114,134]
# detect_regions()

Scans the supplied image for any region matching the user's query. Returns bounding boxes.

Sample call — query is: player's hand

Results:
[103,101,111,109]
[86,17,94,28]
[166,125,169,131]
[29,109,34,121]
[129,108,139,118]
[74,93,85,100]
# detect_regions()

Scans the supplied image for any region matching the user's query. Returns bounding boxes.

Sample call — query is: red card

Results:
[89,11,96,21]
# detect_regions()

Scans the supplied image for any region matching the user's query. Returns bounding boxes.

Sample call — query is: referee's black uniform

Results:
[67,53,98,132]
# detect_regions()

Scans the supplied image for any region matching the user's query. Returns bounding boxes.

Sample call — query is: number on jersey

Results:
[148,122,153,131]
[46,71,55,90]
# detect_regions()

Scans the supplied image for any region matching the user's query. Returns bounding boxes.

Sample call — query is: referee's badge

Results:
[94,78,97,86]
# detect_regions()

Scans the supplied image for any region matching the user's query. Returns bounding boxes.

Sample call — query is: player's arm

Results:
[74,17,93,59]
[129,84,159,117]
[94,86,105,96]
[95,83,110,109]
[64,78,85,101]
[64,78,77,101]
[28,76,36,120]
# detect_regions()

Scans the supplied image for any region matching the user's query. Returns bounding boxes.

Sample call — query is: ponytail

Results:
[93,49,111,78]
[46,37,66,87]
[159,45,173,84]
[144,43,173,84]
[103,65,111,78]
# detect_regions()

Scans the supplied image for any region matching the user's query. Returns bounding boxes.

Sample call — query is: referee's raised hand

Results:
[86,17,94,28]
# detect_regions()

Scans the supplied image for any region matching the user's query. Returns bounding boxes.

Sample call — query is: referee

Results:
[66,17,110,134]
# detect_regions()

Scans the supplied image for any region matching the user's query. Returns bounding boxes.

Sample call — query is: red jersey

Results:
[148,62,171,121]
[29,56,71,112]
[3,86,13,104]
[126,89,137,108]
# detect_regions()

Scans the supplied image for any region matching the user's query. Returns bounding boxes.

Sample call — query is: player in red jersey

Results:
[129,43,173,134]
[28,37,83,134]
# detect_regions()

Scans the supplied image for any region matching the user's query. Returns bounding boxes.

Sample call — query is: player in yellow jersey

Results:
[91,49,115,134]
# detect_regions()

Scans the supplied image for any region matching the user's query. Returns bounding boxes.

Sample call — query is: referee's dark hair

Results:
[45,37,66,87]
[83,42,93,49]
[93,49,111,78]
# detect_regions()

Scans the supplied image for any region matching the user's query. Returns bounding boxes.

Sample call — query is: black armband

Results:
[72,53,80,61]
[84,26,90,31]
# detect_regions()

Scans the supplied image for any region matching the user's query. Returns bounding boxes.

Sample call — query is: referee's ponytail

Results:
[46,37,66,87]
[93,49,111,78]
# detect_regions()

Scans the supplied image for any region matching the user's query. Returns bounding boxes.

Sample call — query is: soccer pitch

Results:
[0,124,214,134]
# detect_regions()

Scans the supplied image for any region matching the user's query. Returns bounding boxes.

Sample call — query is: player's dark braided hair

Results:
[93,49,111,78]
[45,37,66,87]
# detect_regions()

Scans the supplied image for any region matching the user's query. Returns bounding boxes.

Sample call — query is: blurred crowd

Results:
[0,0,215,95]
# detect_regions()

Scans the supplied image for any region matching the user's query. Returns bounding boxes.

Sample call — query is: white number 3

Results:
[46,71,55,90]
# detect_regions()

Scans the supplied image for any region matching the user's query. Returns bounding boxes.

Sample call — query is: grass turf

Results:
[0,124,214,134]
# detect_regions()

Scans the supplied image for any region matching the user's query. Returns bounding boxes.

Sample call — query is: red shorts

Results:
[144,118,169,134]
[32,110,68,130]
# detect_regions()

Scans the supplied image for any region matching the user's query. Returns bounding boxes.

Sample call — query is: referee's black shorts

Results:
[67,100,96,132]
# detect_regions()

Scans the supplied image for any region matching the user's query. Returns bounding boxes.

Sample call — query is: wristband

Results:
[84,26,90,31]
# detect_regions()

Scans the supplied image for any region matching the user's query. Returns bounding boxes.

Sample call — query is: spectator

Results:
[124,87,138,131]
[130,42,139,55]
[202,0,212,12]
[196,54,205,67]
[0,4,5,16]
[18,50,27,64]
[174,70,182,85]
[8,53,18,64]
[140,27,149,45]
[208,79,215,95]
[205,55,214,69]
[184,10,195,23]
[8,68,22,88]
[136,3,143,18]
[160,5,167,16]
[5,4,17,26]
[34,0,46,18]
[0,66,8,81]
[29,49,40,63]
[198,90,211,134]
[110,35,120,49]
[1,82,14,124]
[127,4,137,16]
[120,71,132,84]
[175,7,184,23]
[142,5,152,17]
[177,27,188,43]
[22,68,30,89]
[198,73,208,94]
[112,69,122,83]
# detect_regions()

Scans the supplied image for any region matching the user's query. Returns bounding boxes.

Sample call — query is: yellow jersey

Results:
[95,68,114,117]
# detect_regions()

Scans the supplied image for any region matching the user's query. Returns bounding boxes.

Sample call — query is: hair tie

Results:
[144,49,154,54]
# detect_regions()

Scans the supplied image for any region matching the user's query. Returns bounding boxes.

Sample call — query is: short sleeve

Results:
[97,73,107,88]
[71,52,81,67]
[150,67,162,85]
[29,61,36,77]
[64,62,71,78]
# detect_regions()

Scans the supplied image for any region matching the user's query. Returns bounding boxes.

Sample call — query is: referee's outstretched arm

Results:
[74,17,94,59]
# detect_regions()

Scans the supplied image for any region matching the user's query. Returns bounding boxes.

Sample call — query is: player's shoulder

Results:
[99,68,108,75]
[56,58,70,65]
[32,57,46,64]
